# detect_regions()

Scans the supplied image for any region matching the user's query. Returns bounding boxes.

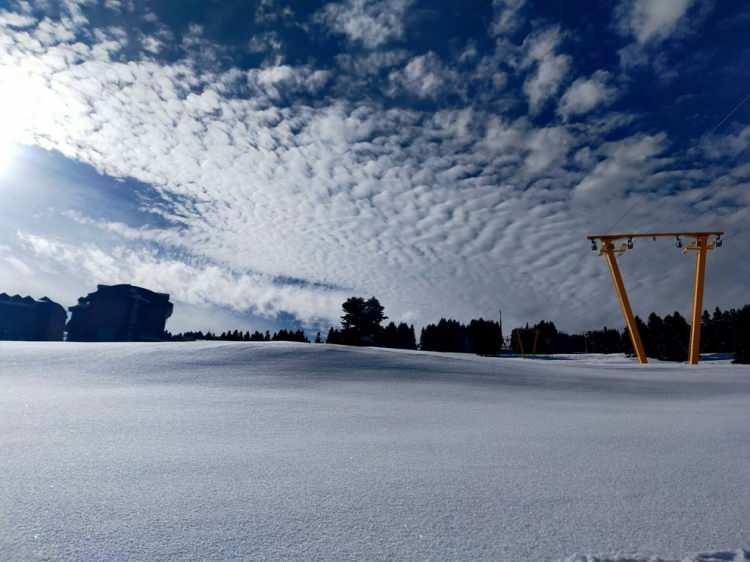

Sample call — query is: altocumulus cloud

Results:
[0,0,748,333]
[316,0,415,49]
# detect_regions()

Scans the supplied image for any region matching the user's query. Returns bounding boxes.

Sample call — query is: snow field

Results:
[1,341,749,561]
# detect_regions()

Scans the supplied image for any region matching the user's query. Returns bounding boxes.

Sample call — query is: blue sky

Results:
[0,0,748,334]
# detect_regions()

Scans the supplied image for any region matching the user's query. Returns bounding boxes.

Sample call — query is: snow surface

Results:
[1,341,749,561]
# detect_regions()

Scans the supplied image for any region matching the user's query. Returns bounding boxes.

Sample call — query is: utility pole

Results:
[586,231,723,365]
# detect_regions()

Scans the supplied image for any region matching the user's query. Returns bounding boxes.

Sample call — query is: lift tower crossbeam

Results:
[586,231,723,365]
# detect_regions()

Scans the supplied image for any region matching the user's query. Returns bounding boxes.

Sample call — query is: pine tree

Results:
[326,327,339,344]
[397,323,417,350]
[467,318,503,355]
[662,311,689,361]
[340,296,387,345]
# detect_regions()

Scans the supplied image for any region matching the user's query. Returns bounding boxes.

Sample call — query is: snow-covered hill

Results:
[1,342,748,561]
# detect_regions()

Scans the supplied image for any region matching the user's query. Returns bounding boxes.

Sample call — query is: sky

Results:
[0,0,748,335]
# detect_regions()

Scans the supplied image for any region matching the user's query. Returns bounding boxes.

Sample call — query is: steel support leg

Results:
[689,236,708,365]
[602,243,648,364]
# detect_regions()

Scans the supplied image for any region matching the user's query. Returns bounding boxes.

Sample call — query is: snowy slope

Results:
[1,341,749,561]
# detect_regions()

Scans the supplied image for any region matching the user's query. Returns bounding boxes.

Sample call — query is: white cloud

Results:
[387,52,462,100]
[255,0,295,24]
[617,0,696,45]
[335,49,409,79]
[248,64,332,100]
[490,0,526,36]
[614,0,714,73]
[103,0,124,12]
[521,27,571,114]
[248,31,284,63]
[316,0,414,49]
[0,11,36,28]
[558,71,618,119]
[17,232,347,323]
[139,34,163,55]
[698,124,750,160]
[574,133,669,199]
[524,126,572,175]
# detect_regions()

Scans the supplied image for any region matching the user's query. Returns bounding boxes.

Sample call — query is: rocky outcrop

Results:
[0,293,66,341]
[66,284,173,342]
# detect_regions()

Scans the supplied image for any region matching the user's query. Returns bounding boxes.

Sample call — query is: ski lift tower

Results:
[586,231,723,365]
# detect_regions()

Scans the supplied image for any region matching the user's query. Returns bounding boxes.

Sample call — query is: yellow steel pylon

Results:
[586,231,723,365]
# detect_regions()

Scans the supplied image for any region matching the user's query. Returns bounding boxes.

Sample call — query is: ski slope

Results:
[1,341,749,561]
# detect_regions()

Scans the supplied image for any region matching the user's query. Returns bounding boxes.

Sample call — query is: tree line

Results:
[511,307,750,363]
[420,318,503,355]
[164,297,750,364]
[324,297,503,355]
[164,328,309,343]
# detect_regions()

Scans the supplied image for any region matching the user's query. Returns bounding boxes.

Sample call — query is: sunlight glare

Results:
[0,65,50,174]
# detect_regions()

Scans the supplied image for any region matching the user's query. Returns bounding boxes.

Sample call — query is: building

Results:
[0,293,67,341]
[66,284,173,342]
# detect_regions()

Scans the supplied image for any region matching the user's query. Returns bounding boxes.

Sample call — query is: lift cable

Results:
[597,90,750,235]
